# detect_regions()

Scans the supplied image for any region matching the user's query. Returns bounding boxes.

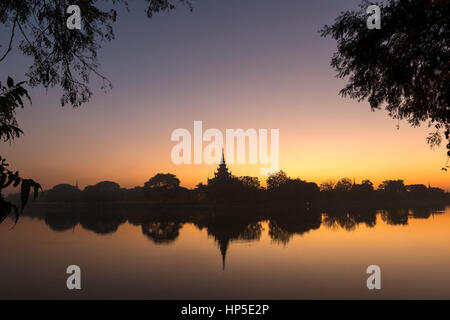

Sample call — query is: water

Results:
[1,204,449,299]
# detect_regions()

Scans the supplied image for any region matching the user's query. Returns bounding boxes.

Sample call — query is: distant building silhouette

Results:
[214,148,232,180]
[218,237,229,271]
[207,149,242,203]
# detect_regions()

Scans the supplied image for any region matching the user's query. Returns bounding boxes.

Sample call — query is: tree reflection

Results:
[269,210,321,244]
[17,203,447,269]
[381,208,410,226]
[141,221,182,244]
[323,209,377,231]
[79,211,126,234]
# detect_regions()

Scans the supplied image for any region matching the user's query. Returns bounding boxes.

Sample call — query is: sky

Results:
[1,0,449,191]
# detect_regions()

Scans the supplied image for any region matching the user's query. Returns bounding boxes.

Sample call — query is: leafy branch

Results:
[0,76,42,222]
[0,156,42,223]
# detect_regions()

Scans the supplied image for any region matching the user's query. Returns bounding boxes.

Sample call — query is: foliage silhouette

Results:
[0,77,29,141]
[0,156,41,222]
[0,0,190,220]
[145,173,180,189]
[378,179,406,194]
[144,173,184,202]
[321,0,450,162]
[0,0,191,107]
[46,184,81,202]
[4,168,448,209]
[334,178,353,193]
[0,78,42,221]
[83,181,121,202]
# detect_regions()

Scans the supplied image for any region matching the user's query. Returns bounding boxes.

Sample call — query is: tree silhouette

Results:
[266,171,289,190]
[378,179,406,194]
[145,173,180,189]
[0,0,191,107]
[321,0,450,162]
[266,171,319,203]
[334,178,353,193]
[144,173,181,201]
[319,180,336,192]
[83,181,121,202]
[141,221,182,244]
[351,179,374,195]
[239,176,260,190]
[0,0,190,220]
[46,184,81,202]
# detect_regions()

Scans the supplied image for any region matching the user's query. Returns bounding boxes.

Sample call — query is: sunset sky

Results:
[2,0,449,192]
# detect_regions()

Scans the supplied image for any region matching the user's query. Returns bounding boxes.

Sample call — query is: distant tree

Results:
[321,0,450,162]
[239,176,260,189]
[405,184,428,193]
[301,181,320,200]
[361,179,374,188]
[122,186,145,201]
[428,187,444,194]
[266,171,289,190]
[334,178,353,192]
[267,172,319,202]
[83,181,121,202]
[46,184,80,202]
[144,173,180,189]
[320,180,336,192]
[207,175,243,203]
[378,180,406,194]
[195,182,207,191]
[144,173,181,201]
[352,179,374,193]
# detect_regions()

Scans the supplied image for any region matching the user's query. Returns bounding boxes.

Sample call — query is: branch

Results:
[16,20,36,55]
[0,15,18,63]
[73,53,113,89]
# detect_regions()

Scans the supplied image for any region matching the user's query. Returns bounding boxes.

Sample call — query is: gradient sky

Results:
[1,0,449,191]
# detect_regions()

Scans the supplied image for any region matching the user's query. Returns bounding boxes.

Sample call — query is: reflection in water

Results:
[2,204,450,299]
[20,204,446,270]
[323,209,377,231]
[141,222,183,244]
[381,208,409,226]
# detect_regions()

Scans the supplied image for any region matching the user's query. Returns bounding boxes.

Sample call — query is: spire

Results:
[218,238,229,271]
[214,148,231,179]
[220,148,225,165]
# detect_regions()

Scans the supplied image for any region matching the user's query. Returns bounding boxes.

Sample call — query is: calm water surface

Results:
[1,205,449,299]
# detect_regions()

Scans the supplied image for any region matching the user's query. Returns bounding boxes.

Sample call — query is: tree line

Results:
[6,171,448,206]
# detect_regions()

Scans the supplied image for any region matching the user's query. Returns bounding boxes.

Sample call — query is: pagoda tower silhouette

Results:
[214,148,232,180]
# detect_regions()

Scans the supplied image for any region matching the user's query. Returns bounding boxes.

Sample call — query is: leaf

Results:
[33,182,42,200]
[20,179,30,209]
[7,77,14,88]
[12,205,19,224]
[0,173,6,187]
